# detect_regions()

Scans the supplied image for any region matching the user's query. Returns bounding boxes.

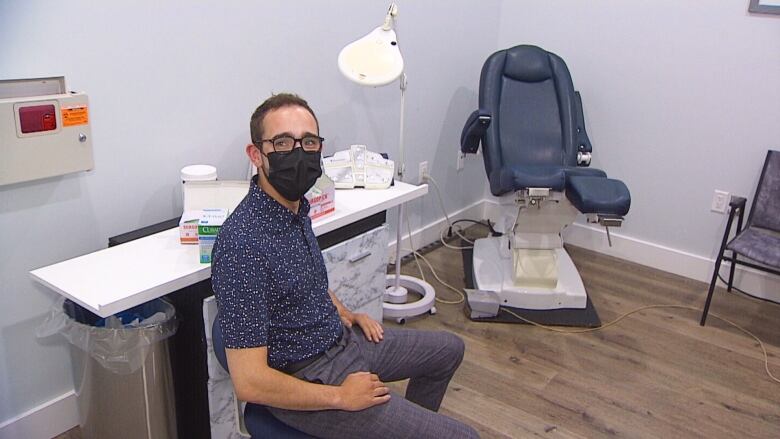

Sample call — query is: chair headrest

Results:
[503,45,553,83]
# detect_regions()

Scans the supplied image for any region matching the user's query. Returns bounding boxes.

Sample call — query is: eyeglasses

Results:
[256,135,324,154]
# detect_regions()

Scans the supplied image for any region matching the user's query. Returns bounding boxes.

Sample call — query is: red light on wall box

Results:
[19,104,57,133]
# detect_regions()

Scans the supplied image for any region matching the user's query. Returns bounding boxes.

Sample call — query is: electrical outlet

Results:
[711,190,730,214]
[418,161,428,184]
[456,151,466,171]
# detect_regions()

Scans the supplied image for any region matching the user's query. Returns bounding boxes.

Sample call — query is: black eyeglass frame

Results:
[254,135,325,155]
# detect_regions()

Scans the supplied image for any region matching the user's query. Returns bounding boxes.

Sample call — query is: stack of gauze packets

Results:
[322,145,395,189]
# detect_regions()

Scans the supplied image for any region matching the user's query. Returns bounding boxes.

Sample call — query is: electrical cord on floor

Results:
[450,219,501,237]
[500,305,780,384]
[400,247,466,305]
[400,204,465,305]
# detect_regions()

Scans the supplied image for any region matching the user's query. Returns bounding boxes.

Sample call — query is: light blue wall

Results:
[0,0,497,423]
[496,0,780,259]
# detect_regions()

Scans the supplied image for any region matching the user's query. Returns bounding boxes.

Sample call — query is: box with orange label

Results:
[305,174,335,221]
[179,210,201,244]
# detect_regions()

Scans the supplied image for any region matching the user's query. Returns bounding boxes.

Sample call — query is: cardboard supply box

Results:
[306,190,335,220]
[179,210,201,244]
[305,174,336,221]
[198,208,228,264]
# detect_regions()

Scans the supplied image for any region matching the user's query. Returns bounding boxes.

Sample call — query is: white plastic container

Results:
[180,165,217,208]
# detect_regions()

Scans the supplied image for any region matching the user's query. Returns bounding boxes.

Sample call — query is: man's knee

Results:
[460,423,481,438]
[442,332,465,367]
[441,411,481,439]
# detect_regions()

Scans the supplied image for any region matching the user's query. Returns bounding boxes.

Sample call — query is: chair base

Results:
[464,296,601,327]
[471,236,587,310]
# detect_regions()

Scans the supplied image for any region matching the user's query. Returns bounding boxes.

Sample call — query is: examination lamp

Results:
[337,2,407,179]
[338,2,436,323]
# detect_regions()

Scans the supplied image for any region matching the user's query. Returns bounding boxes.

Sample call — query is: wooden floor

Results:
[55,237,780,439]
[385,237,780,439]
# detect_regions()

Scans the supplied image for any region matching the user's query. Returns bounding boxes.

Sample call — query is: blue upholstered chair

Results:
[211,314,315,438]
[459,45,631,317]
[700,150,780,325]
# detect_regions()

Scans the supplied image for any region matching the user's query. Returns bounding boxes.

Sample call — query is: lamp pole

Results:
[397,72,407,181]
[392,73,408,292]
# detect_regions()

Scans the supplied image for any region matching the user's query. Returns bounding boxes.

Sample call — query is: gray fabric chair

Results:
[700,150,780,325]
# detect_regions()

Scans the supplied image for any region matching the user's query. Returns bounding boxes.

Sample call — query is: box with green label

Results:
[198,208,228,264]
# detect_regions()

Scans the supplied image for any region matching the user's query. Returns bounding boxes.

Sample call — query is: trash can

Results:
[38,298,179,439]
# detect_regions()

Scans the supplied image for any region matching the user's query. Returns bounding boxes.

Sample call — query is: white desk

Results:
[30,181,427,318]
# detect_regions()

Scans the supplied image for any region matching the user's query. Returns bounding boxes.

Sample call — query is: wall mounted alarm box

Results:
[0,77,94,186]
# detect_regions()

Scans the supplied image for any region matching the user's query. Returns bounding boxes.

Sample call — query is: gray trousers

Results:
[268,326,480,439]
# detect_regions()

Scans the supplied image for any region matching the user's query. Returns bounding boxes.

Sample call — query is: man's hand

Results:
[341,312,384,343]
[336,371,391,411]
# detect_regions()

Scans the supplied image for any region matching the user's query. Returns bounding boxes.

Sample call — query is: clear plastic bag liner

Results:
[37,297,178,375]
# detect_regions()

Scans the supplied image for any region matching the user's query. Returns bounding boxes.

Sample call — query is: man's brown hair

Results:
[250,93,319,144]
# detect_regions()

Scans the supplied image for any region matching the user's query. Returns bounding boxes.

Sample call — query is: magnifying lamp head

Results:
[337,26,404,87]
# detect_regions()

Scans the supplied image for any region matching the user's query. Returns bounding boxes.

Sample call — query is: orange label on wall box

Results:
[61,106,89,127]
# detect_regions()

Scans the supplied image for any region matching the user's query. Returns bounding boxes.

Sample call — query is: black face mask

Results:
[263,148,322,202]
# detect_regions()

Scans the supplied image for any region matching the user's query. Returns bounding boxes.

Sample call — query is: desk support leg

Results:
[167,279,214,439]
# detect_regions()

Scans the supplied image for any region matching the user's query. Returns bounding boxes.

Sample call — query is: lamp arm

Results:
[383,2,399,30]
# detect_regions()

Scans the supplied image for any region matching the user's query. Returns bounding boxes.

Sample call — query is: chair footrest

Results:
[566,176,631,216]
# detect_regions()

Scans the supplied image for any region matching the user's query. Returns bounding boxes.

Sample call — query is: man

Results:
[211,93,479,439]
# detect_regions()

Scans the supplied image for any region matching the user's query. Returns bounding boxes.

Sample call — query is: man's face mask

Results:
[261,145,323,202]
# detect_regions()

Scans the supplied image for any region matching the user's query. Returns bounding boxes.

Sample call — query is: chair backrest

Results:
[212,314,230,373]
[479,45,581,178]
[211,313,316,439]
[748,150,780,232]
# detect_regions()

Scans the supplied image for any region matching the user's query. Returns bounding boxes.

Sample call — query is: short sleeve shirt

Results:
[211,177,342,370]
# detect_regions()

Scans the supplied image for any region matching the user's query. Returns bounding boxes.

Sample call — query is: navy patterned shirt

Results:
[211,177,342,370]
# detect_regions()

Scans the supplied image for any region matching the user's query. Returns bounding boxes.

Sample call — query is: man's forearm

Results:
[328,289,352,318]
[237,366,343,411]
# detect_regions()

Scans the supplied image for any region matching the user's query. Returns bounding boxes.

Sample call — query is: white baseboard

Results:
[0,391,78,439]
[481,199,780,303]
[562,222,780,303]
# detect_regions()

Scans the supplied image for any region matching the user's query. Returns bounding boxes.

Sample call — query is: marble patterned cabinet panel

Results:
[323,224,389,322]
[203,224,389,438]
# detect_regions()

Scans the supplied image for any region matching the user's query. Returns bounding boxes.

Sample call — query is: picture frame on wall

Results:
[749,0,780,14]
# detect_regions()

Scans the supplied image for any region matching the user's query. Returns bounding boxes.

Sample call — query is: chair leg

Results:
[727,251,737,292]
[702,204,738,326]
[700,254,725,326]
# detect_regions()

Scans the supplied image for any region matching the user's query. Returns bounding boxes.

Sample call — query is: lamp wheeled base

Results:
[383,275,436,324]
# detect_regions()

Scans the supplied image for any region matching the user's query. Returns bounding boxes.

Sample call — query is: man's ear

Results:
[246,143,264,171]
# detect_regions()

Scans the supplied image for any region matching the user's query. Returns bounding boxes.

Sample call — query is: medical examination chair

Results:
[460,45,631,321]
[212,314,315,438]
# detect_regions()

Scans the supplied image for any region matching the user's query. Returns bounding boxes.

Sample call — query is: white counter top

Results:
[30,182,427,317]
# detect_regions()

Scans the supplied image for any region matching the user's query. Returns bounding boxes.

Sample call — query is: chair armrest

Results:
[729,195,747,234]
[574,92,593,161]
[729,196,746,210]
[460,110,491,154]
